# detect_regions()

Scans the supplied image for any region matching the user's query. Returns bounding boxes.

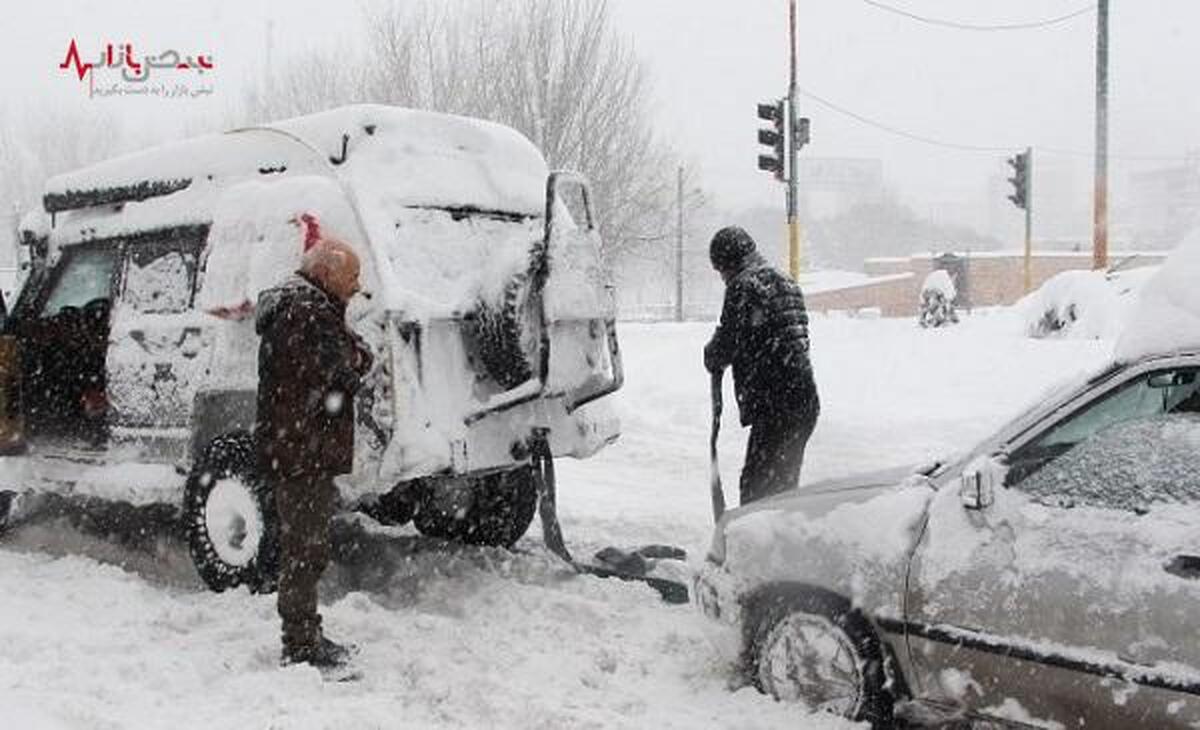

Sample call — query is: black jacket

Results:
[255,273,370,479]
[704,253,819,426]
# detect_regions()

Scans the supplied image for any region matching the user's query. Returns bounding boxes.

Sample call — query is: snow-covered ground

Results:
[0,311,1111,729]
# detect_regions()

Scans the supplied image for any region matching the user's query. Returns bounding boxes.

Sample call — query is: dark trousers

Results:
[274,473,336,657]
[740,412,817,505]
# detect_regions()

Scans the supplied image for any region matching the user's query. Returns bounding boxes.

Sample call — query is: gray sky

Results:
[5,1,1200,239]
[610,0,1200,224]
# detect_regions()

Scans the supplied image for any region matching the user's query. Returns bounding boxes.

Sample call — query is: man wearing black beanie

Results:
[704,226,820,505]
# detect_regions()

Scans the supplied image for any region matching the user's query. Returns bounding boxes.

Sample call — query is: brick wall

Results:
[807,251,1165,318]
[805,273,918,317]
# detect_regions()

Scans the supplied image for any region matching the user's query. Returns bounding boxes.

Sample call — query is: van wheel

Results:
[414,467,538,548]
[475,270,544,389]
[747,590,894,727]
[359,485,416,527]
[184,431,279,593]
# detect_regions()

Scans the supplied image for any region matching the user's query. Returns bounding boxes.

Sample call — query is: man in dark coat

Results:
[256,237,372,669]
[703,226,820,505]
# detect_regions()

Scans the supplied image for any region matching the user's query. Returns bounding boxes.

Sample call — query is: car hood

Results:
[707,464,936,615]
[719,463,927,527]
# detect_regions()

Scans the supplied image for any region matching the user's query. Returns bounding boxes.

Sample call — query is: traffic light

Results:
[1007,150,1030,210]
[794,116,810,148]
[757,100,787,181]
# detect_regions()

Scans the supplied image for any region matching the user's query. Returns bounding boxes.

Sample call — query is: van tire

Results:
[475,271,543,390]
[414,466,538,548]
[359,485,416,527]
[184,431,279,593]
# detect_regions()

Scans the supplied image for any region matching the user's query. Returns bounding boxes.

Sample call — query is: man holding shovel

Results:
[704,226,820,507]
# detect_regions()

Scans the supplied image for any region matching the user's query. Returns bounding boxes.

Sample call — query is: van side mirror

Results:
[959,455,1006,510]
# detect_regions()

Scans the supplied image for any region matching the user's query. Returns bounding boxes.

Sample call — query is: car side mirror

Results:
[959,455,1006,510]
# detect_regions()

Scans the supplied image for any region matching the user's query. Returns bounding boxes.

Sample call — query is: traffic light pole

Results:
[1023,147,1034,294]
[787,0,801,280]
[1093,0,1108,270]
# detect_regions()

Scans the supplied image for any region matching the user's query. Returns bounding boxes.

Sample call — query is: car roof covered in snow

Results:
[43,104,549,218]
[1115,228,1200,363]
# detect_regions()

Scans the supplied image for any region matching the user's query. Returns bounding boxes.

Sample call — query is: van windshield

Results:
[41,247,119,317]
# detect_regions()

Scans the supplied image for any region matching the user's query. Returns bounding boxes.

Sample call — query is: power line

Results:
[796,85,1192,162]
[859,0,1096,32]
[796,85,1012,152]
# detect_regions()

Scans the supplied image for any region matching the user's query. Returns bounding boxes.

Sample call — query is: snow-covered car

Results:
[0,105,622,591]
[696,346,1200,728]
[1019,265,1157,340]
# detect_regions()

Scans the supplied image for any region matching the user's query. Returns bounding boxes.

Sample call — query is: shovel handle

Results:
[709,369,726,522]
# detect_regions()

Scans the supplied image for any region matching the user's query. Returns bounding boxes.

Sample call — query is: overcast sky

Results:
[5,1,1200,236]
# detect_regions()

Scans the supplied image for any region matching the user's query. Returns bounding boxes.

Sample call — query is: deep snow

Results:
[0,312,1109,729]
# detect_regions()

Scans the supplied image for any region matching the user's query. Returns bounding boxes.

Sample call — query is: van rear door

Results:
[541,172,622,412]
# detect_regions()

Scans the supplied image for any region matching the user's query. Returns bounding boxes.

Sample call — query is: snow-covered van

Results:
[0,105,622,591]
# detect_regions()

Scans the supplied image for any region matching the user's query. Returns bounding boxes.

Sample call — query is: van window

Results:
[40,247,120,317]
[124,246,199,314]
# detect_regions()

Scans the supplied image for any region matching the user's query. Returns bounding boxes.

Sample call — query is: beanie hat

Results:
[709,226,756,272]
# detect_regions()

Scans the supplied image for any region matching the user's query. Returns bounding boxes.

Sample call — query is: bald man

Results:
[255,237,372,671]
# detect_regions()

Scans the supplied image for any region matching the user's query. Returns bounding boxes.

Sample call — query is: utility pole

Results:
[1093,0,1109,270]
[675,166,684,322]
[787,0,802,280]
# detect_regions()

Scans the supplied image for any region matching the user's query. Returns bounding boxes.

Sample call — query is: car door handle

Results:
[1164,554,1200,579]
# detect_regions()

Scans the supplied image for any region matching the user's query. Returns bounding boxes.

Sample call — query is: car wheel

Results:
[413,466,538,548]
[183,431,279,593]
[748,590,893,727]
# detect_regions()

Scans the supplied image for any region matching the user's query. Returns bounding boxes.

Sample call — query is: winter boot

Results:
[319,635,358,665]
[0,491,18,532]
[282,640,347,670]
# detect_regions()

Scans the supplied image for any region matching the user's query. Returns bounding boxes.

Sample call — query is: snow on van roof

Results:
[42,106,551,316]
[44,105,548,217]
[271,105,548,216]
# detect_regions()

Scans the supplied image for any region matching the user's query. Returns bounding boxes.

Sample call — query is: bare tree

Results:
[237,0,696,261]
[0,106,125,216]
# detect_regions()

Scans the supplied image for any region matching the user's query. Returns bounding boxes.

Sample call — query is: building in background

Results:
[1128,151,1200,250]
[803,249,1165,318]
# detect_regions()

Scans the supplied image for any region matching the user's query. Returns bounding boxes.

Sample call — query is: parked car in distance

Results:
[696,350,1200,728]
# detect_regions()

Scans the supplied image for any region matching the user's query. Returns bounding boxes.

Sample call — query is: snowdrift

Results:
[1115,228,1200,361]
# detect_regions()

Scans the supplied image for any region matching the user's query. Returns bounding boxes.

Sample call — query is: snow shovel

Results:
[709,369,726,523]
